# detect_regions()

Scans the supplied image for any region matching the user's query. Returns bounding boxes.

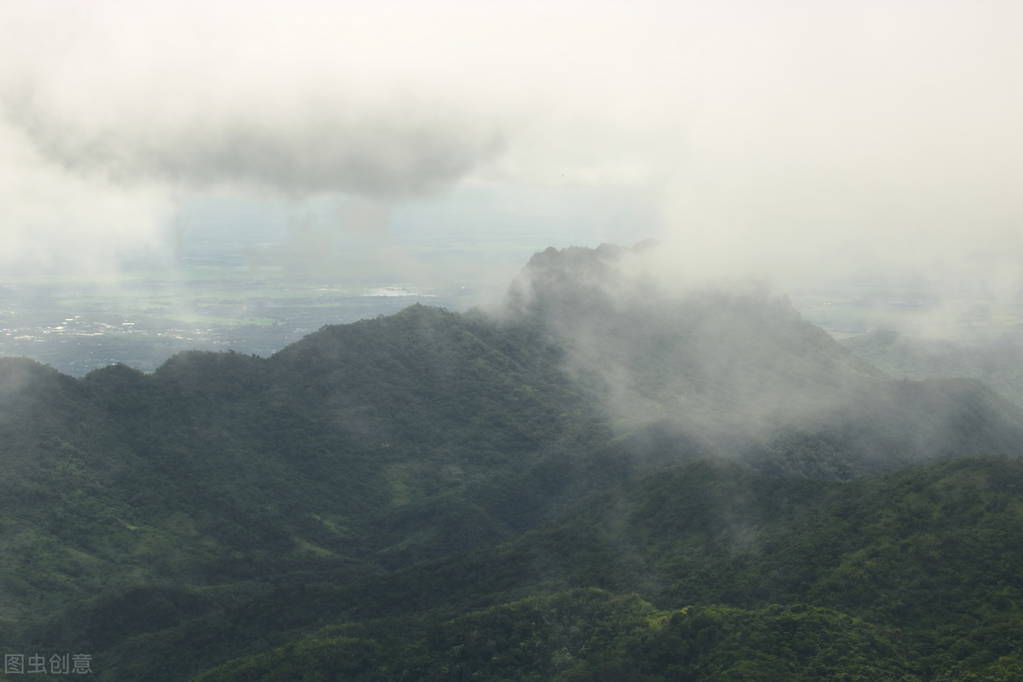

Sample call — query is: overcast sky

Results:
[1,0,1021,308]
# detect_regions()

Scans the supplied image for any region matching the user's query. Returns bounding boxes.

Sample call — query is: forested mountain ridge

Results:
[844,328,1023,408]
[2,245,1023,680]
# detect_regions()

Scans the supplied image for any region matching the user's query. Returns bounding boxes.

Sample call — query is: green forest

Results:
[3,246,1023,680]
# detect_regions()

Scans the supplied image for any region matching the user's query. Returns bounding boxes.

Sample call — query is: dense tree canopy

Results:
[3,247,1023,680]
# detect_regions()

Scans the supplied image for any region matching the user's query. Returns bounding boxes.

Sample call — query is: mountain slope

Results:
[844,328,1023,408]
[2,245,1023,680]
[150,455,1023,681]
[506,245,1023,476]
[2,303,615,642]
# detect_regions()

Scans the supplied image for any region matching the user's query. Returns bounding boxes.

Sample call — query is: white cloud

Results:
[0,0,1020,296]
[0,120,171,274]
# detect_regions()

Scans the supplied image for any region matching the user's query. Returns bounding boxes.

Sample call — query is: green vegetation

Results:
[3,247,1023,680]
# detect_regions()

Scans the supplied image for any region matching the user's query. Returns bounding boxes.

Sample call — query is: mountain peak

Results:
[503,243,883,444]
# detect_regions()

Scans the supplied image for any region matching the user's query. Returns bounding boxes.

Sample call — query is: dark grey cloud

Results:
[3,89,504,198]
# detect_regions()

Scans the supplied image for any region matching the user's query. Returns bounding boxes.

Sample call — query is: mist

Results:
[0,0,1020,340]
[499,242,1023,482]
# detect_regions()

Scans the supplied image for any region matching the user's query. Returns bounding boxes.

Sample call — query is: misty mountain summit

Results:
[3,246,1023,680]
[506,243,881,427]
[503,244,1023,477]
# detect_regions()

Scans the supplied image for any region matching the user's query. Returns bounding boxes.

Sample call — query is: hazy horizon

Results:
[2,0,1021,350]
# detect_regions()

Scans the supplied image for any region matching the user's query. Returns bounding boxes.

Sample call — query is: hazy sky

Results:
[1,0,1021,307]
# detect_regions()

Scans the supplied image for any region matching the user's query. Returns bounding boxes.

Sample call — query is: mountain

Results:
[844,328,1023,408]
[2,245,1022,680]
[508,245,1023,477]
